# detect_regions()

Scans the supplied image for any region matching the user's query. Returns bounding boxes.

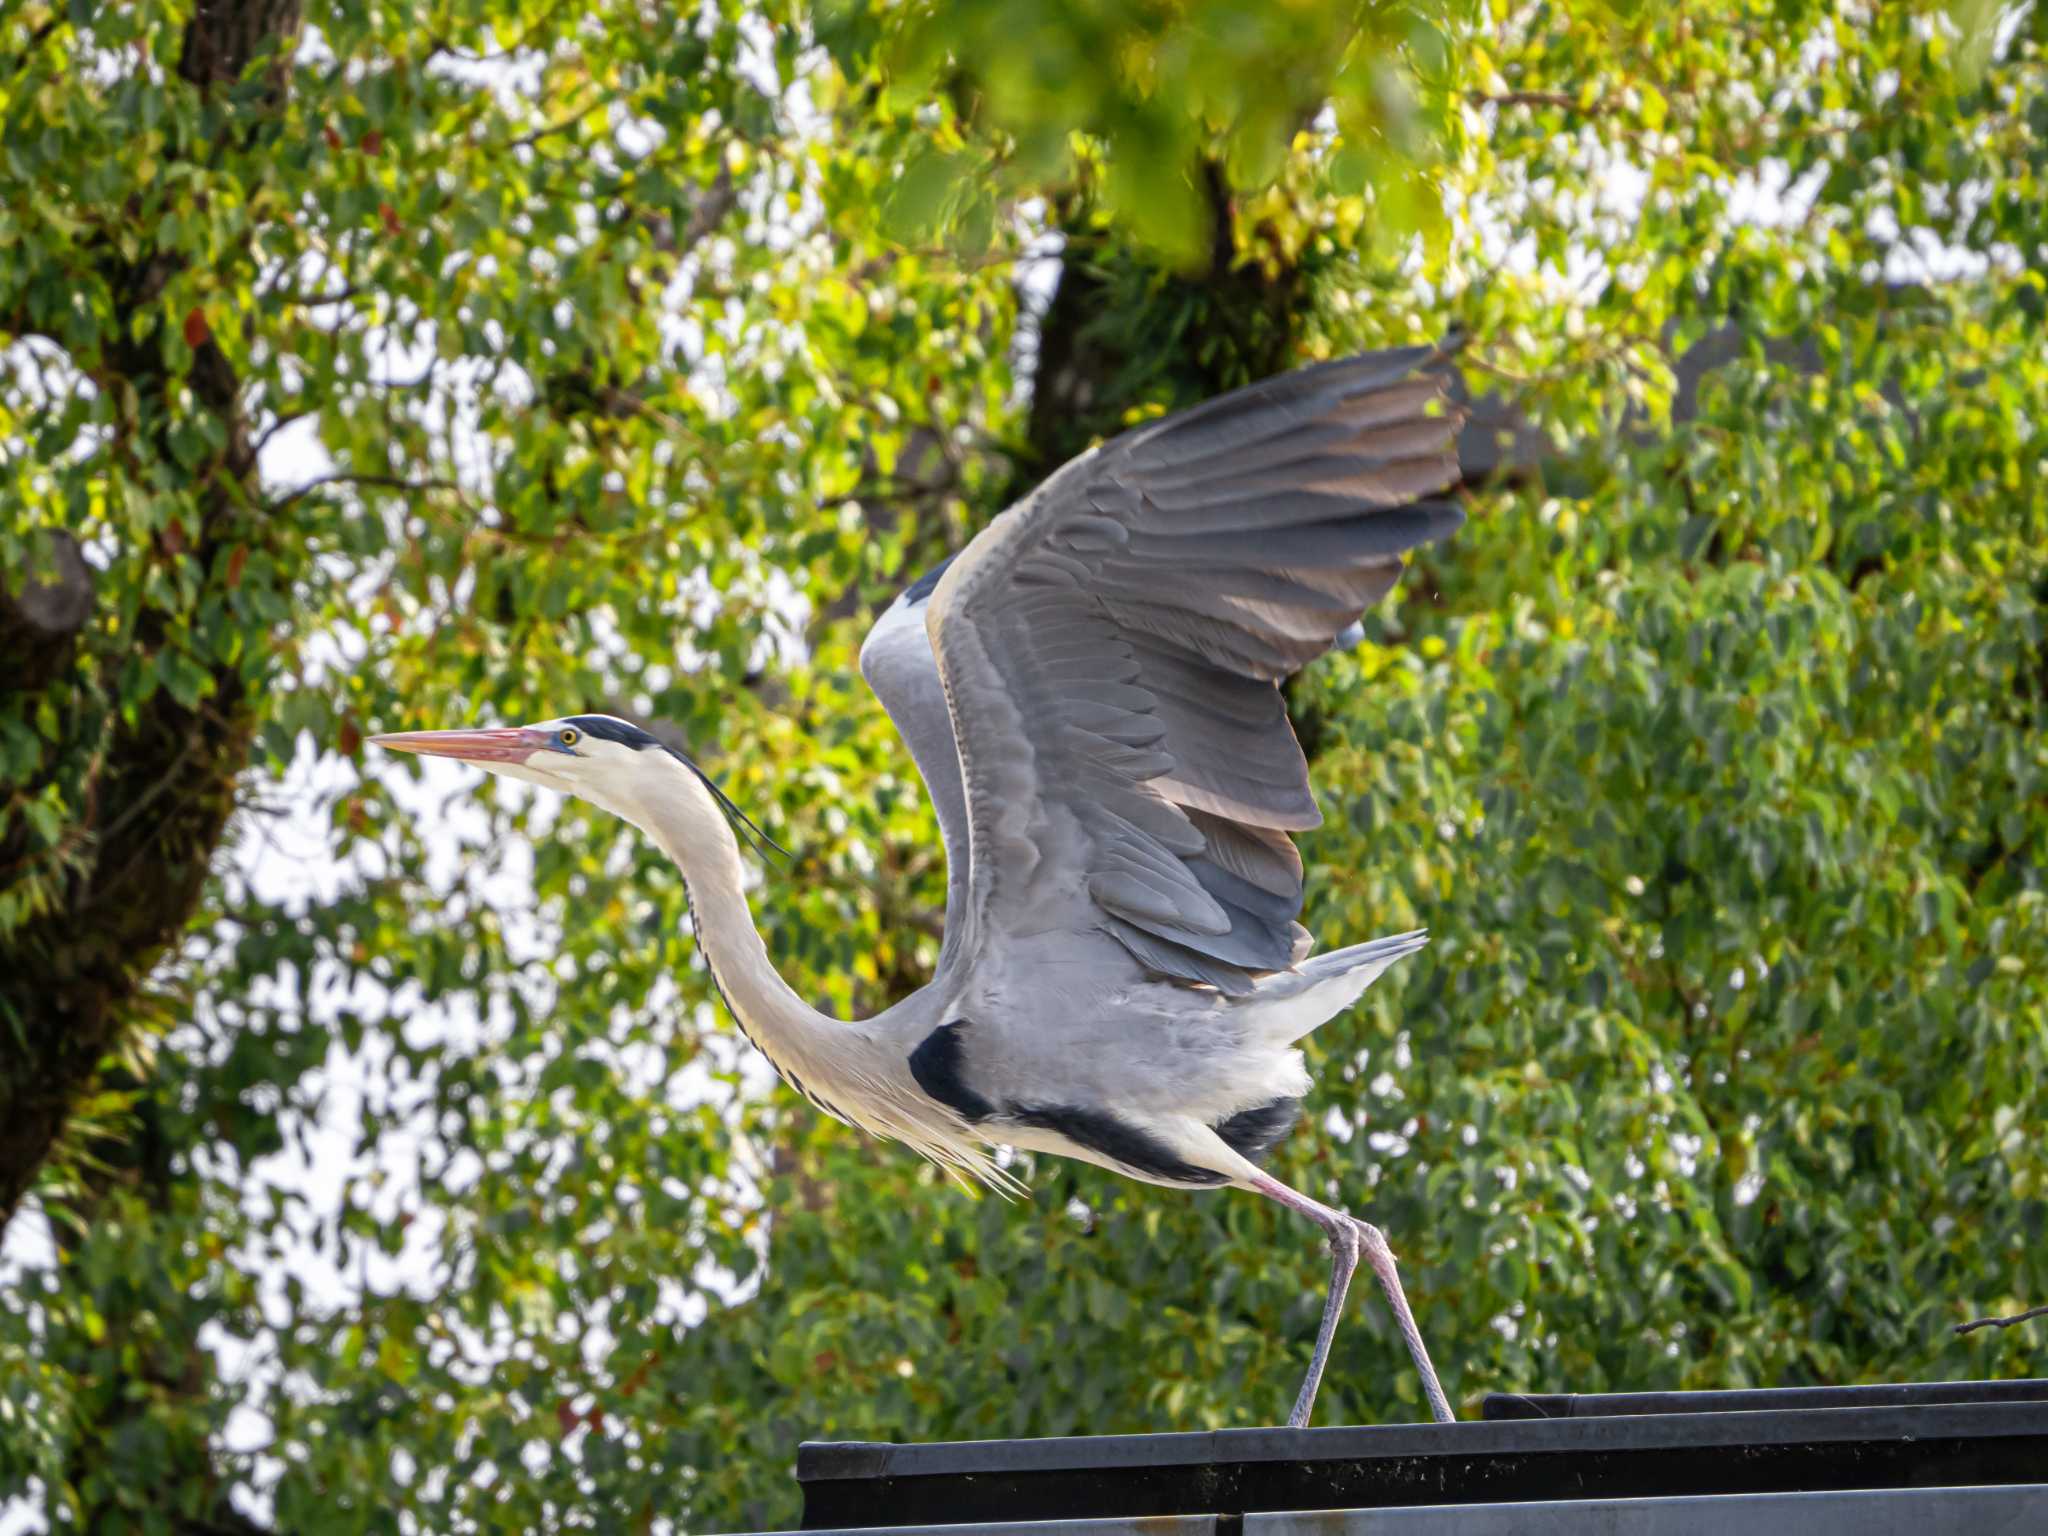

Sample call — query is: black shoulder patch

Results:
[1213,1096,1302,1165]
[562,714,667,751]
[900,553,958,606]
[909,1021,992,1123]
[1006,1103,1229,1188]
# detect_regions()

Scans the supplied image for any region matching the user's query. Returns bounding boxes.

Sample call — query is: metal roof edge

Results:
[797,1396,2048,1482]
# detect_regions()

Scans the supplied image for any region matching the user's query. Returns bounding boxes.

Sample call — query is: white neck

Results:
[594,749,1009,1191]
[617,755,874,1121]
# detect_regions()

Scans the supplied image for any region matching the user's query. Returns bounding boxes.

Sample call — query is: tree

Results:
[3,0,2045,1531]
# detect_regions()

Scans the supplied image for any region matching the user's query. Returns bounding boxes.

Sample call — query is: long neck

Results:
[625,758,861,1102]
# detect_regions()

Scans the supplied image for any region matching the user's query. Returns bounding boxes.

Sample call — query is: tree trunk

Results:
[0,0,300,1228]
[1022,161,1306,486]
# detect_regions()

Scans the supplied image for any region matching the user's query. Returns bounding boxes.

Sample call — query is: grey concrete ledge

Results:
[738,1483,2048,1536]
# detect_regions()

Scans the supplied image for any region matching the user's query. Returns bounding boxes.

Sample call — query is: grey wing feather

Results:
[859,556,973,978]
[929,344,1465,996]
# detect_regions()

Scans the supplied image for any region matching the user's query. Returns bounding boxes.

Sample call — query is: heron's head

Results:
[370,711,665,804]
[370,713,782,859]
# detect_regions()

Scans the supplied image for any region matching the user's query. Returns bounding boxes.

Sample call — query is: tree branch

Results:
[1955,1302,2048,1336]
[1471,89,1632,118]
[263,471,465,515]
[271,280,363,309]
[249,408,311,459]
[651,162,738,259]
[1,530,94,692]
[503,89,616,152]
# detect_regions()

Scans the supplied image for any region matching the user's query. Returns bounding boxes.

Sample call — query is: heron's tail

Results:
[1248,928,1430,1043]
[1296,927,1430,982]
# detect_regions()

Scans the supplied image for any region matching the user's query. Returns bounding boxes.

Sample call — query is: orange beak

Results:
[368,727,553,764]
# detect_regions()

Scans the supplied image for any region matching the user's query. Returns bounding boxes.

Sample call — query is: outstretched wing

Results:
[858,554,973,978]
[927,345,1465,996]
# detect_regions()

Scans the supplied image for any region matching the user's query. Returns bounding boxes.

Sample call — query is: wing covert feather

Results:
[858,564,975,977]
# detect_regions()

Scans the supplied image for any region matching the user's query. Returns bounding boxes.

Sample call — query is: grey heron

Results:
[374,344,1467,1428]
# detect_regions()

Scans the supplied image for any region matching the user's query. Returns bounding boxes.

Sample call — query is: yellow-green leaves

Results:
[5,0,2048,1531]
[824,0,1465,268]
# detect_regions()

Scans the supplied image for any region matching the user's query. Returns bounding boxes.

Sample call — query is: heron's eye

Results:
[557,727,581,750]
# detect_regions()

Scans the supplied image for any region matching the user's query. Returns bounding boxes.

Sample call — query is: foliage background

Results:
[2,0,2045,1530]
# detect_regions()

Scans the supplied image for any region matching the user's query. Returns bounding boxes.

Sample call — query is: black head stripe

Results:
[560,713,791,865]
[561,714,666,751]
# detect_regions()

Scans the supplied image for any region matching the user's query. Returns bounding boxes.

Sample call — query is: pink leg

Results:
[1249,1172,1455,1427]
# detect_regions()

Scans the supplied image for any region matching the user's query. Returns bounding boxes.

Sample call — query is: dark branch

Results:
[1955,1302,2048,1336]
[249,408,312,458]
[263,471,465,514]
[654,162,738,258]
[1,531,94,692]
[1472,89,1631,118]
[503,91,616,152]
[176,0,302,93]
[271,281,364,308]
